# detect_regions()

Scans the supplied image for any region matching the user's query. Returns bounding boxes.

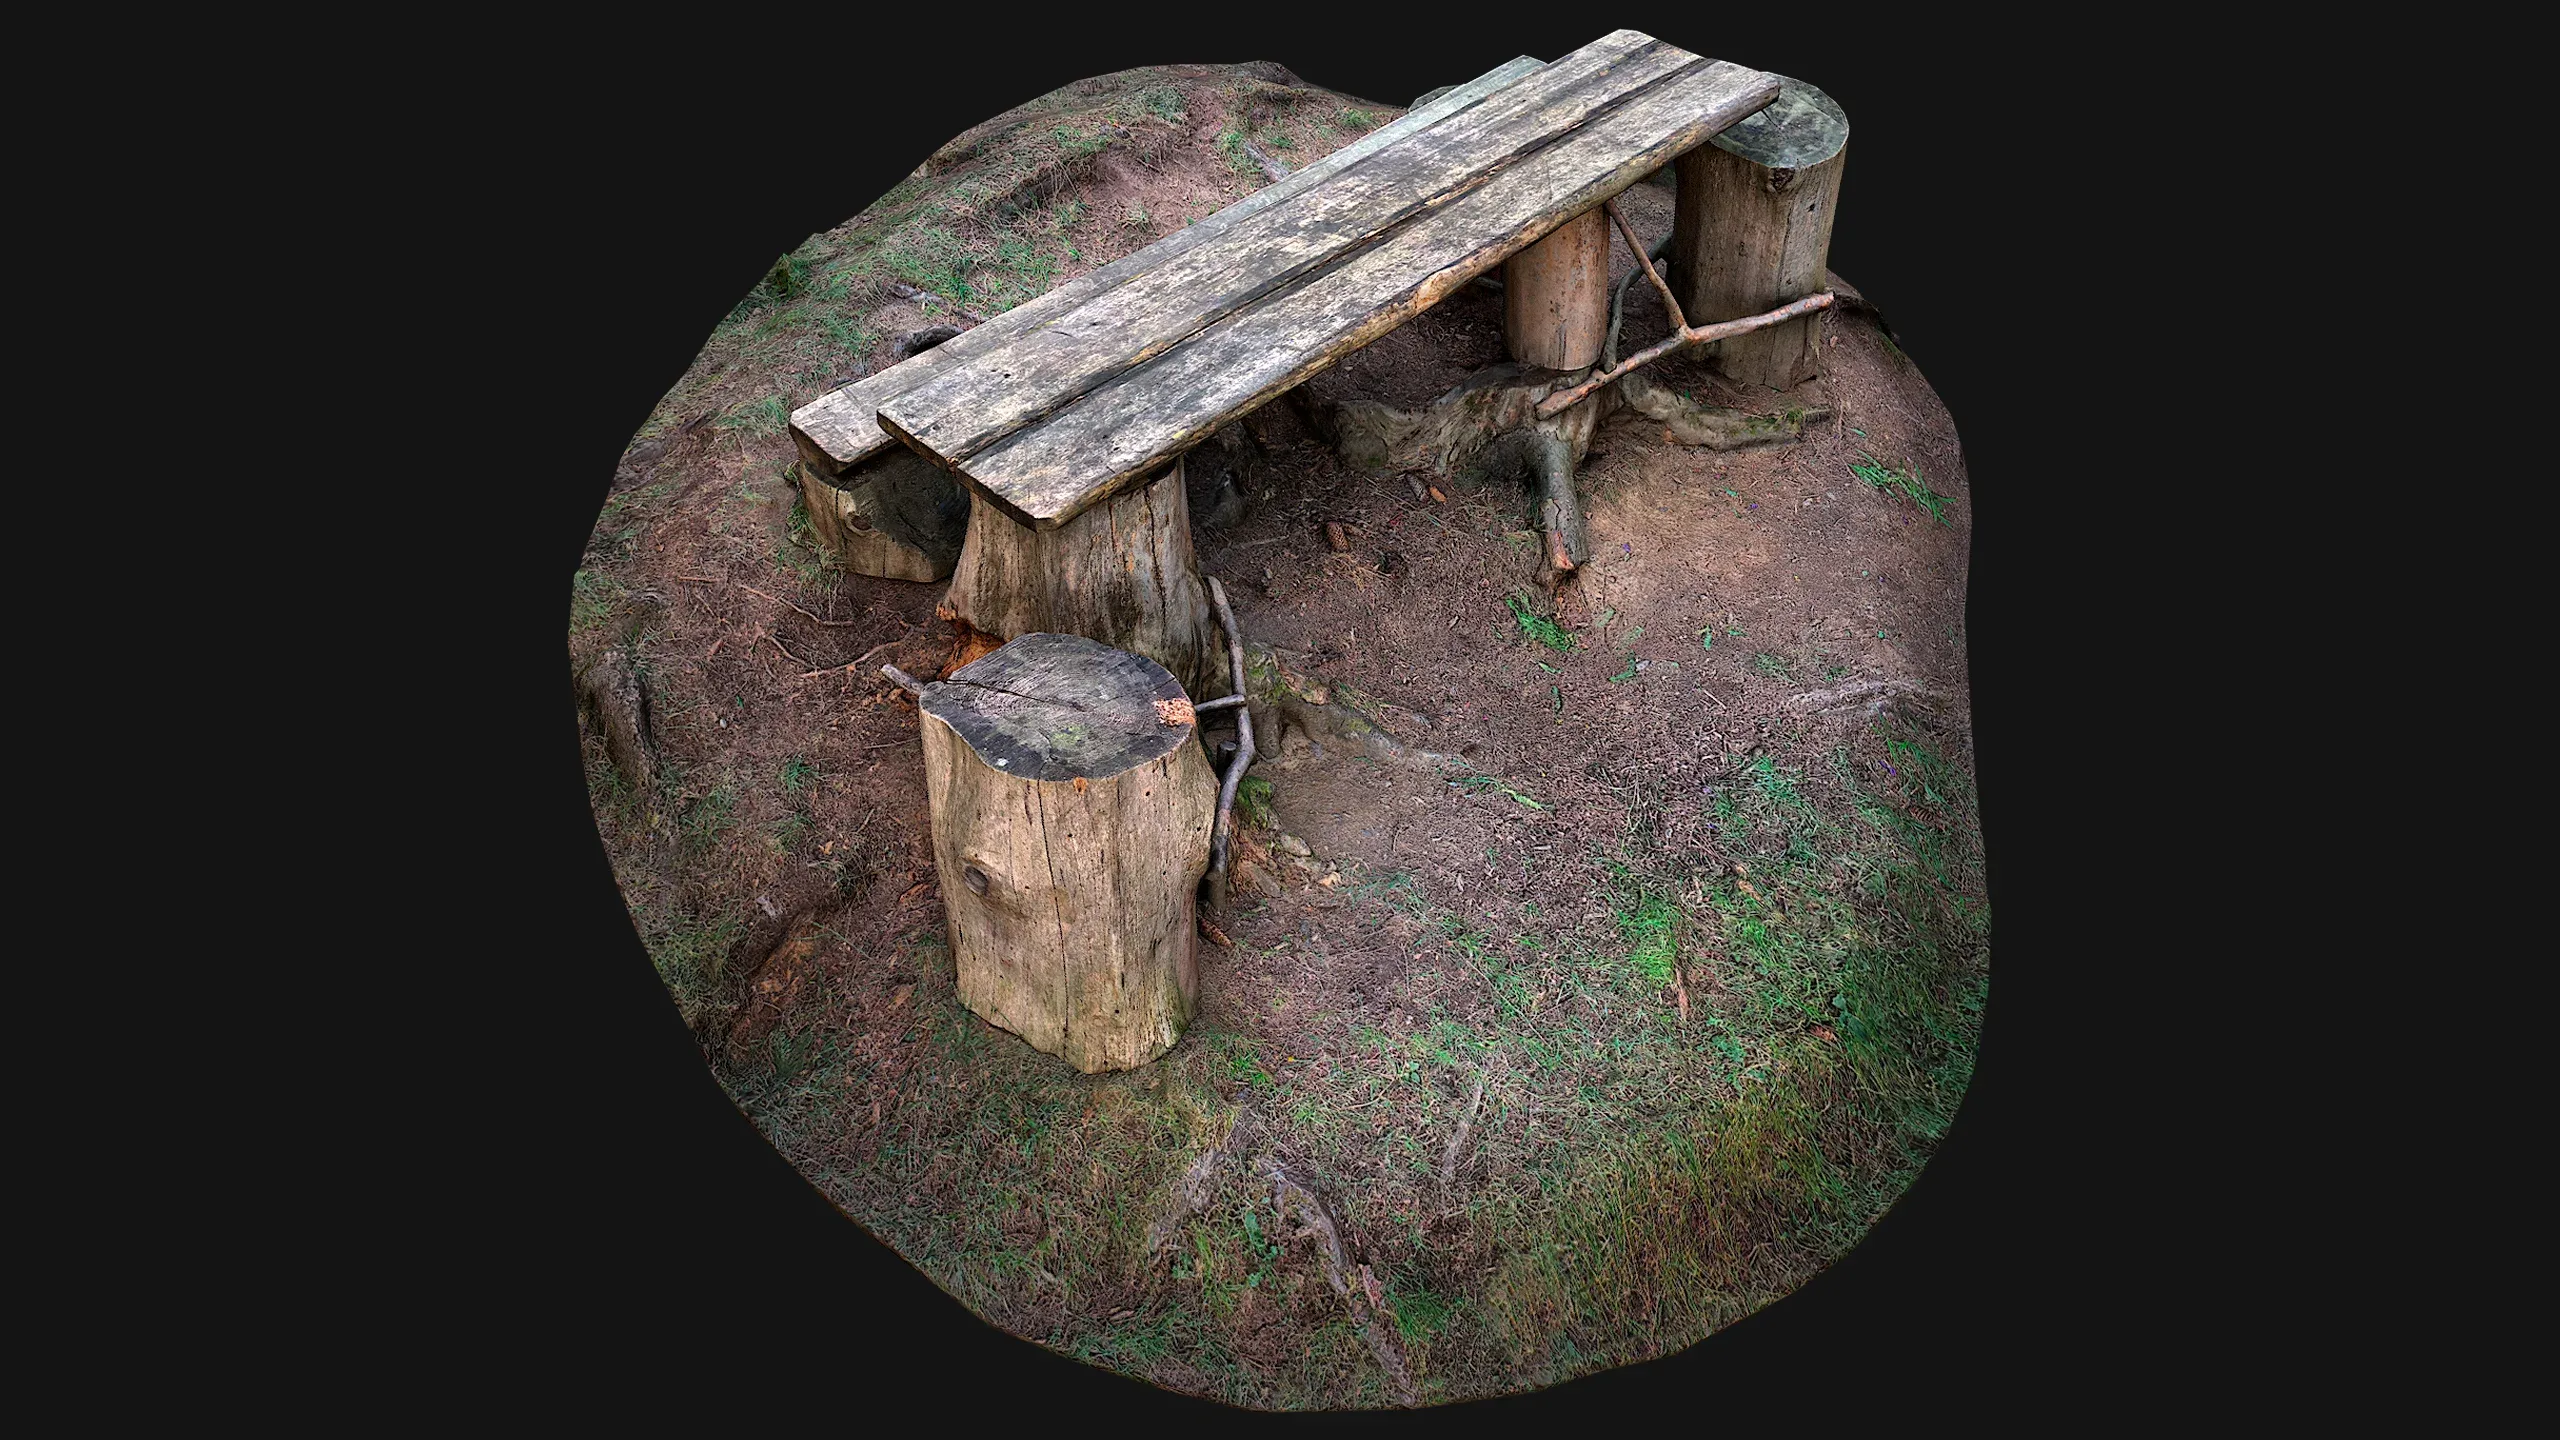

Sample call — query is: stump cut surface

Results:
[921,632,1197,781]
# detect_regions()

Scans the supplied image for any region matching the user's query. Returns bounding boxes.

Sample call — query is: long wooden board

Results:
[949,58,1780,529]
[877,31,1700,467]
[787,53,1547,477]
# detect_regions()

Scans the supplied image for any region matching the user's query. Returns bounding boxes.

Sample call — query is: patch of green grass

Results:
[1849,451,1950,525]
[721,394,790,437]
[820,314,872,356]
[1752,652,1791,680]
[641,907,741,1025]
[1505,595,1575,653]
[681,782,739,852]
[1214,127,1259,178]
[1617,895,1681,986]
[877,222,976,306]
[1237,774,1275,830]
[570,569,624,631]
[1337,108,1374,130]
[781,756,815,795]
[1140,84,1187,122]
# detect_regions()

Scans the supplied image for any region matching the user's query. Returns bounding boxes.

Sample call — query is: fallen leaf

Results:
[1427,485,1447,503]
[888,984,914,1010]
[900,880,934,905]
[1199,917,1234,947]
[1812,1025,1837,1042]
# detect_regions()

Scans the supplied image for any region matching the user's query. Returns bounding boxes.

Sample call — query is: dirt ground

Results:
[570,62,1987,1410]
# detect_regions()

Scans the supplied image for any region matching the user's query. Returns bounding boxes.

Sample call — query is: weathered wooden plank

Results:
[955,59,1782,528]
[878,31,1696,467]
[787,53,1549,477]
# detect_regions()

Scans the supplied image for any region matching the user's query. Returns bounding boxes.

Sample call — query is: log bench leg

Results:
[1669,76,1848,393]
[940,456,1224,701]
[1503,208,1610,371]
[796,445,971,582]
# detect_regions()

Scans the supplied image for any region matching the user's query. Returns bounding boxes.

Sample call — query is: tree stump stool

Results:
[1670,75,1848,392]
[939,456,1224,700]
[795,444,971,582]
[1502,208,1609,371]
[917,631,1217,1073]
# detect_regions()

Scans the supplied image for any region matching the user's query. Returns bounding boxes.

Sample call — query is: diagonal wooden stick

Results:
[1603,196,1687,331]
[1535,293,1836,418]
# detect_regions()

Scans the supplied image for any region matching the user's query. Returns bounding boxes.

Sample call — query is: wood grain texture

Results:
[941,456,1223,699]
[951,59,1781,528]
[877,31,1692,468]
[1671,76,1846,391]
[1502,207,1609,369]
[786,55,1548,478]
[795,449,969,582]
[919,633,1215,1072]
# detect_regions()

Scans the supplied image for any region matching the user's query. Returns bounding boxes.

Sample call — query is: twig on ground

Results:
[739,583,866,626]
[675,575,720,584]
[763,629,814,669]
[803,637,904,678]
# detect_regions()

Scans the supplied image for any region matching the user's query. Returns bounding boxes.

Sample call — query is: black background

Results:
[465,14,2144,1419]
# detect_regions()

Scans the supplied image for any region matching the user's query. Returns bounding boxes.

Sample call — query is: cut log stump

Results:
[1670,75,1848,392]
[941,456,1223,700]
[1502,208,1609,371]
[918,631,1217,1073]
[795,446,970,582]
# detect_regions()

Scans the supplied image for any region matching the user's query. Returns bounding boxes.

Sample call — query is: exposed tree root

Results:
[1270,1165,1418,1406]
[1238,641,1465,778]
[1617,370,1833,449]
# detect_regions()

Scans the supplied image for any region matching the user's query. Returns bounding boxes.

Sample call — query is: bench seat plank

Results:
[876,31,1698,468]
[943,55,1779,529]
[787,53,1547,478]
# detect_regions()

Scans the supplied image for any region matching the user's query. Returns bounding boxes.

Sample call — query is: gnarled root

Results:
[1239,642,1464,778]
[1617,370,1833,450]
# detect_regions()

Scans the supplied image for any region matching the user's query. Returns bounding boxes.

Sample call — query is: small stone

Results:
[1277,834,1311,857]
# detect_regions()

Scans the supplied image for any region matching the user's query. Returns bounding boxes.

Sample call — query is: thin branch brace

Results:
[1536,203,1836,418]
[1204,577,1257,877]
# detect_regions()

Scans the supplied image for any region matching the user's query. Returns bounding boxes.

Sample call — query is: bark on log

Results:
[1670,75,1847,392]
[1502,208,1609,371]
[918,632,1217,1073]
[941,456,1223,699]
[796,448,970,582]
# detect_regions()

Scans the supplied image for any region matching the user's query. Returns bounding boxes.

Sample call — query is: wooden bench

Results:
[792,30,1792,697]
